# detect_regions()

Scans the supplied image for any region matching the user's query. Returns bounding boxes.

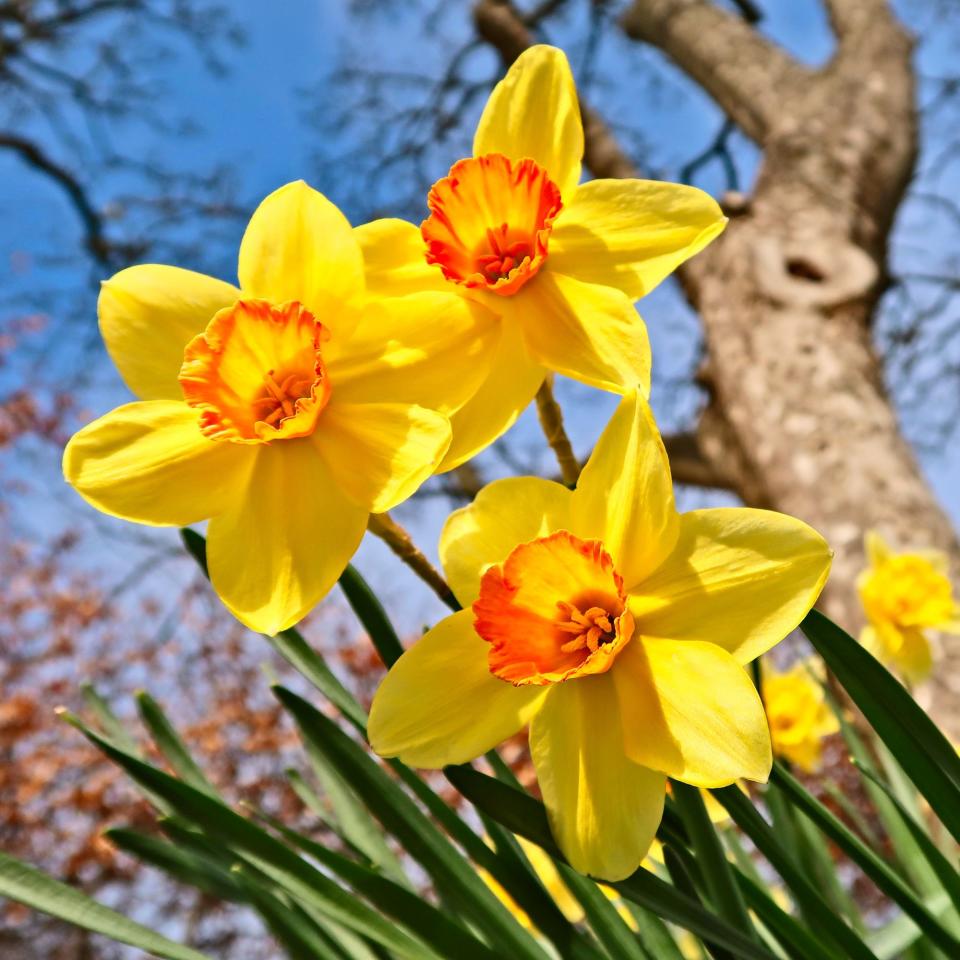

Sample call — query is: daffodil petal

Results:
[530,674,665,881]
[206,441,367,635]
[237,181,364,340]
[516,271,650,394]
[329,292,499,414]
[613,637,772,787]
[439,320,545,471]
[354,218,447,296]
[368,609,546,768]
[99,265,240,400]
[571,390,678,588]
[631,508,832,664]
[63,400,251,525]
[440,476,572,607]
[314,400,451,514]
[864,529,891,567]
[550,179,726,300]
[473,45,582,199]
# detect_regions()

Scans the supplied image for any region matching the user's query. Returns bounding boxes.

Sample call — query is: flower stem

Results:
[367,512,460,612]
[535,378,580,487]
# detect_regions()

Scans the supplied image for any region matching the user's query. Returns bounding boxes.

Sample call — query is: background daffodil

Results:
[762,660,838,773]
[355,44,727,469]
[63,180,497,636]
[368,391,832,880]
[858,530,960,683]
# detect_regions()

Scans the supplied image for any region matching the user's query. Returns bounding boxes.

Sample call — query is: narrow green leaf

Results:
[801,610,960,843]
[339,563,405,667]
[555,863,652,960]
[80,683,140,754]
[445,765,778,960]
[274,684,550,960]
[867,891,954,960]
[771,763,959,954]
[66,716,435,959]
[106,827,241,902]
[231,866,351,960]
[0,849,213,960]
[672,781,756,940]
[137,691,219,799]
[711,784,880,960]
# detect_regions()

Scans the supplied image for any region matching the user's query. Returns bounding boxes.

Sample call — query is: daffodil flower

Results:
[858,531,960,684]
[356,45,727,469]
[368,391,831,880]
[762,660,838,773]
[63,181,497,635]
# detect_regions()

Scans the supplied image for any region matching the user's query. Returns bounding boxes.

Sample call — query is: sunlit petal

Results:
[368,610,546,767]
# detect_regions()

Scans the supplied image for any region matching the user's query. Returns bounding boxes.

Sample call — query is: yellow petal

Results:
[550,179,726,300]
[99,265,240,400]
[439,320,546,471]
[206,440,367,635]
[473,45,583,199]
[237,181,364,340]
[571,390,678,589]
[368,610,546,767]
[516,271,651,394]
[530,674,665,881]
[329,291,499,415]
[63,400,251,526]
[354,218,447,297]
[315,401,451,514]
[440,476,572,607]
[613,637,772,787]
[631,508,832,664]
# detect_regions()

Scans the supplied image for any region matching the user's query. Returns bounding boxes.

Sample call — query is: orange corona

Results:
[421,153,562,296]
[179,298,331,443]
[473,530,635,685]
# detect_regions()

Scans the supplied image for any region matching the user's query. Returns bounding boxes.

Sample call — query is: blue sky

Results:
[1,0,957,636]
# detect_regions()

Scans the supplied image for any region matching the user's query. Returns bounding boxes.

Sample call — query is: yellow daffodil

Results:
[356,45,726,469]
[762,660,838,773]
[63,181,497,635]
[858,531,960,683]
[368,391,831,880]
[479,836,636,933]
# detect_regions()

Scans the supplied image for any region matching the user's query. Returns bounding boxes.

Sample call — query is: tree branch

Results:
[620,0,812,144]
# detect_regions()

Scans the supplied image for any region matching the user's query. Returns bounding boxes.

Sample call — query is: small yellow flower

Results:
[858,531,960,683]
[368,391,831,880]
[63,181,498,635]
[356,45,726,470]
[762,661,838,773]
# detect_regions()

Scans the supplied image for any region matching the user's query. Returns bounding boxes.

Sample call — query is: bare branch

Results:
[620,0,812,144]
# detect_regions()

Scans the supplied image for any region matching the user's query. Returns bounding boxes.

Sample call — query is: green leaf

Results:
[867,892,954,960]
[106,827,241,903]
[136,691,219,799]
[770,763,960,954]
[0,849,213,960]
[445,765,777,960]
[801,610,960,844]
[65,713,435,959]
[273,684,550,960]
[555,864,653,960]
[80,683,140,754]
[671,781,756,941]
[711,784,879,960]
[339,563,405,667]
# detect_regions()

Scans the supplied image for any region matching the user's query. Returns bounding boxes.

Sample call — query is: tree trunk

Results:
[621,0,960,733]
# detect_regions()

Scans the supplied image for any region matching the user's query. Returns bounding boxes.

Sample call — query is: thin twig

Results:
[367,513,459,611]
[535,378,581,487]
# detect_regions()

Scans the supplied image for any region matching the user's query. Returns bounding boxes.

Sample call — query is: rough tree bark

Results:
[475,0,960,734]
